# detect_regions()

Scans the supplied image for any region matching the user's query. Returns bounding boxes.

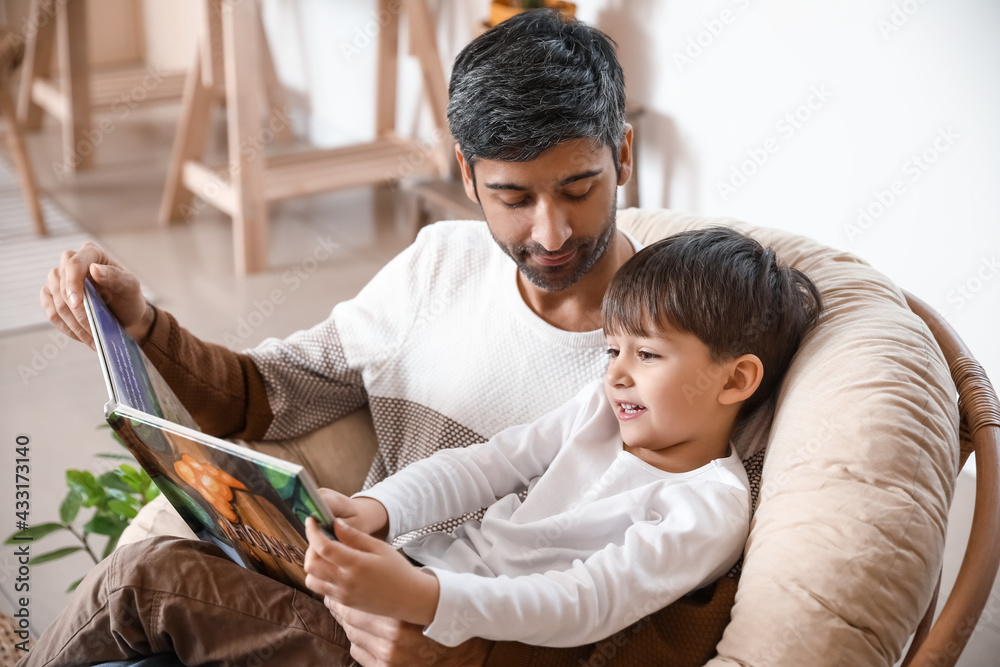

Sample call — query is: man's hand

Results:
[304,518,438,626]
[325,598,492,667]
[40,241,152,349]
[318,488,390,539]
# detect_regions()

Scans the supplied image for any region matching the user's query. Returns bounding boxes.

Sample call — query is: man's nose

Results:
[530,198,572,252]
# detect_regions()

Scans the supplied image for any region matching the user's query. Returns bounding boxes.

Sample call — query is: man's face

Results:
[458,137,629,292]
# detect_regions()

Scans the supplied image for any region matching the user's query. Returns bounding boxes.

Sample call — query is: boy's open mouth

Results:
[617,402,647,420]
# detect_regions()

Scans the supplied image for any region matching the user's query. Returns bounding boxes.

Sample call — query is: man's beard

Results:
[489,200,618,292]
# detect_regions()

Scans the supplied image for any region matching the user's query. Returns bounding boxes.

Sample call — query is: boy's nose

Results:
[606,361,633,387]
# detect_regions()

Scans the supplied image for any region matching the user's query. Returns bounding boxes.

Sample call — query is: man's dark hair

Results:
[603,227,824,413]
[448,9,627,174]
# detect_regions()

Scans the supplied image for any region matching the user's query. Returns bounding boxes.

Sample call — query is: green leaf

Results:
[107,500,138,519]
[98,470,133,493]
[31,546,84,565]
[67,576,85,593]
[105,488,129,503]
[84,514,127,537]
[4,522,66,544]
[60,490,82,524]
[67,470,105,508]
[95,453,134,461]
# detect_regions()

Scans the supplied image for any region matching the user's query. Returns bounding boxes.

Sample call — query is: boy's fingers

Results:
[318,487,353,517]
[333,519,382,554]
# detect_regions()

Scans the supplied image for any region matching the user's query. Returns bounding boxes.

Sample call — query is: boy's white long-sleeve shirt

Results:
[356,380,751,648]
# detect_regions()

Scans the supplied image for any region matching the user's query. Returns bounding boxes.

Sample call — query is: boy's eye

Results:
[605,347,620,358]
[637,351,659,361]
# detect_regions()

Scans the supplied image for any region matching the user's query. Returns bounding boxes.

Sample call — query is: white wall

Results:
[577,0,1000,397]
[262,0,998,391]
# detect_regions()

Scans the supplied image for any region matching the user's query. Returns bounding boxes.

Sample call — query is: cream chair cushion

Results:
[120,208,958,666]
[620,208,958,665]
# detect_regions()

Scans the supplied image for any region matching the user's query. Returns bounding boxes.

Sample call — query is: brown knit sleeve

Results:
[140,306,273,440]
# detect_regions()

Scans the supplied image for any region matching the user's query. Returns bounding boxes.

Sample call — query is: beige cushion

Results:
[121,209,958,666]
[618,208,958,665]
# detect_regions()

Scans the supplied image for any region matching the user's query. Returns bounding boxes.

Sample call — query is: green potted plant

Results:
[4,428,159,591]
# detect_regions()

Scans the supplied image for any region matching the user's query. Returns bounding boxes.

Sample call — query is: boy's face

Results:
[604,327,733,470]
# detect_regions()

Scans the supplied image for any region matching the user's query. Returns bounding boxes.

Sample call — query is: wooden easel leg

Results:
[223,0,268,274]
[158,44,217,226]
[375,0,399,139]
[17,0,56,130]
[257,12,294,143]
[0,83,46,235]
[405,0,453,178]
[57,0,92,172]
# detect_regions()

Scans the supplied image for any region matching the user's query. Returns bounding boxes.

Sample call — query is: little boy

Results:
[304,226,823,647]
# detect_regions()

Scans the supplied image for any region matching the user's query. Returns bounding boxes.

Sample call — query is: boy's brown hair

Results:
[603,227,823,413]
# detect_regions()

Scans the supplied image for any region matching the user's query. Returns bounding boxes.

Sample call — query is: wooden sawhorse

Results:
[158,0,452,274]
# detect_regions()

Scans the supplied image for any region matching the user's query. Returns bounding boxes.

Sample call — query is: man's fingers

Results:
[43,270,93,347]
[327,602,398,667]
[347,641,382,667]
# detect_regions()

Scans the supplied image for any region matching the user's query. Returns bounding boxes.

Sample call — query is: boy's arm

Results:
[356,381,605,540]
[425,486,749,648]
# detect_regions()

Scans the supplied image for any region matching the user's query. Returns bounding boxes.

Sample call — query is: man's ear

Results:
[718,354,764,406]
[616,124,634,187]
[455,145,479,203]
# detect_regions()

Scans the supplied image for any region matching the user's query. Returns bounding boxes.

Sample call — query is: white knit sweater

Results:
[246,220,635,493]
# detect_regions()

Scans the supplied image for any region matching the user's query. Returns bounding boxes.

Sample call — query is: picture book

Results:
[81,278,335,596]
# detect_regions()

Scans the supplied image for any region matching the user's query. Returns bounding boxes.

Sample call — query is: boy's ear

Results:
[718,354,764,406]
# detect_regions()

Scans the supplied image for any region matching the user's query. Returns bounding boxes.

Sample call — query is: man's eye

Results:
[565,189,591,202]
[501,198,529,209]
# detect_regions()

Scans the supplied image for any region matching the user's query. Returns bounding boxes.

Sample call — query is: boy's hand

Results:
[304,517,439,626]
[318,488,389,539]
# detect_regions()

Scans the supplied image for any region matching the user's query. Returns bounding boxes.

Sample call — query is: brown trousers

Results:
[16,537,352,667]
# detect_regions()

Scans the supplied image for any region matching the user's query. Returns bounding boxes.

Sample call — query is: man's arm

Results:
[139,307,275,439]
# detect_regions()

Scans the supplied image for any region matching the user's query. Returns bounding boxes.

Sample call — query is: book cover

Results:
[82,279,334,596]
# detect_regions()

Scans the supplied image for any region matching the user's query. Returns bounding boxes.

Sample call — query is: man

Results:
[25,10,662,667]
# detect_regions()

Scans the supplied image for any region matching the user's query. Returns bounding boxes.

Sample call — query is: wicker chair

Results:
[901,292,1000,667]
